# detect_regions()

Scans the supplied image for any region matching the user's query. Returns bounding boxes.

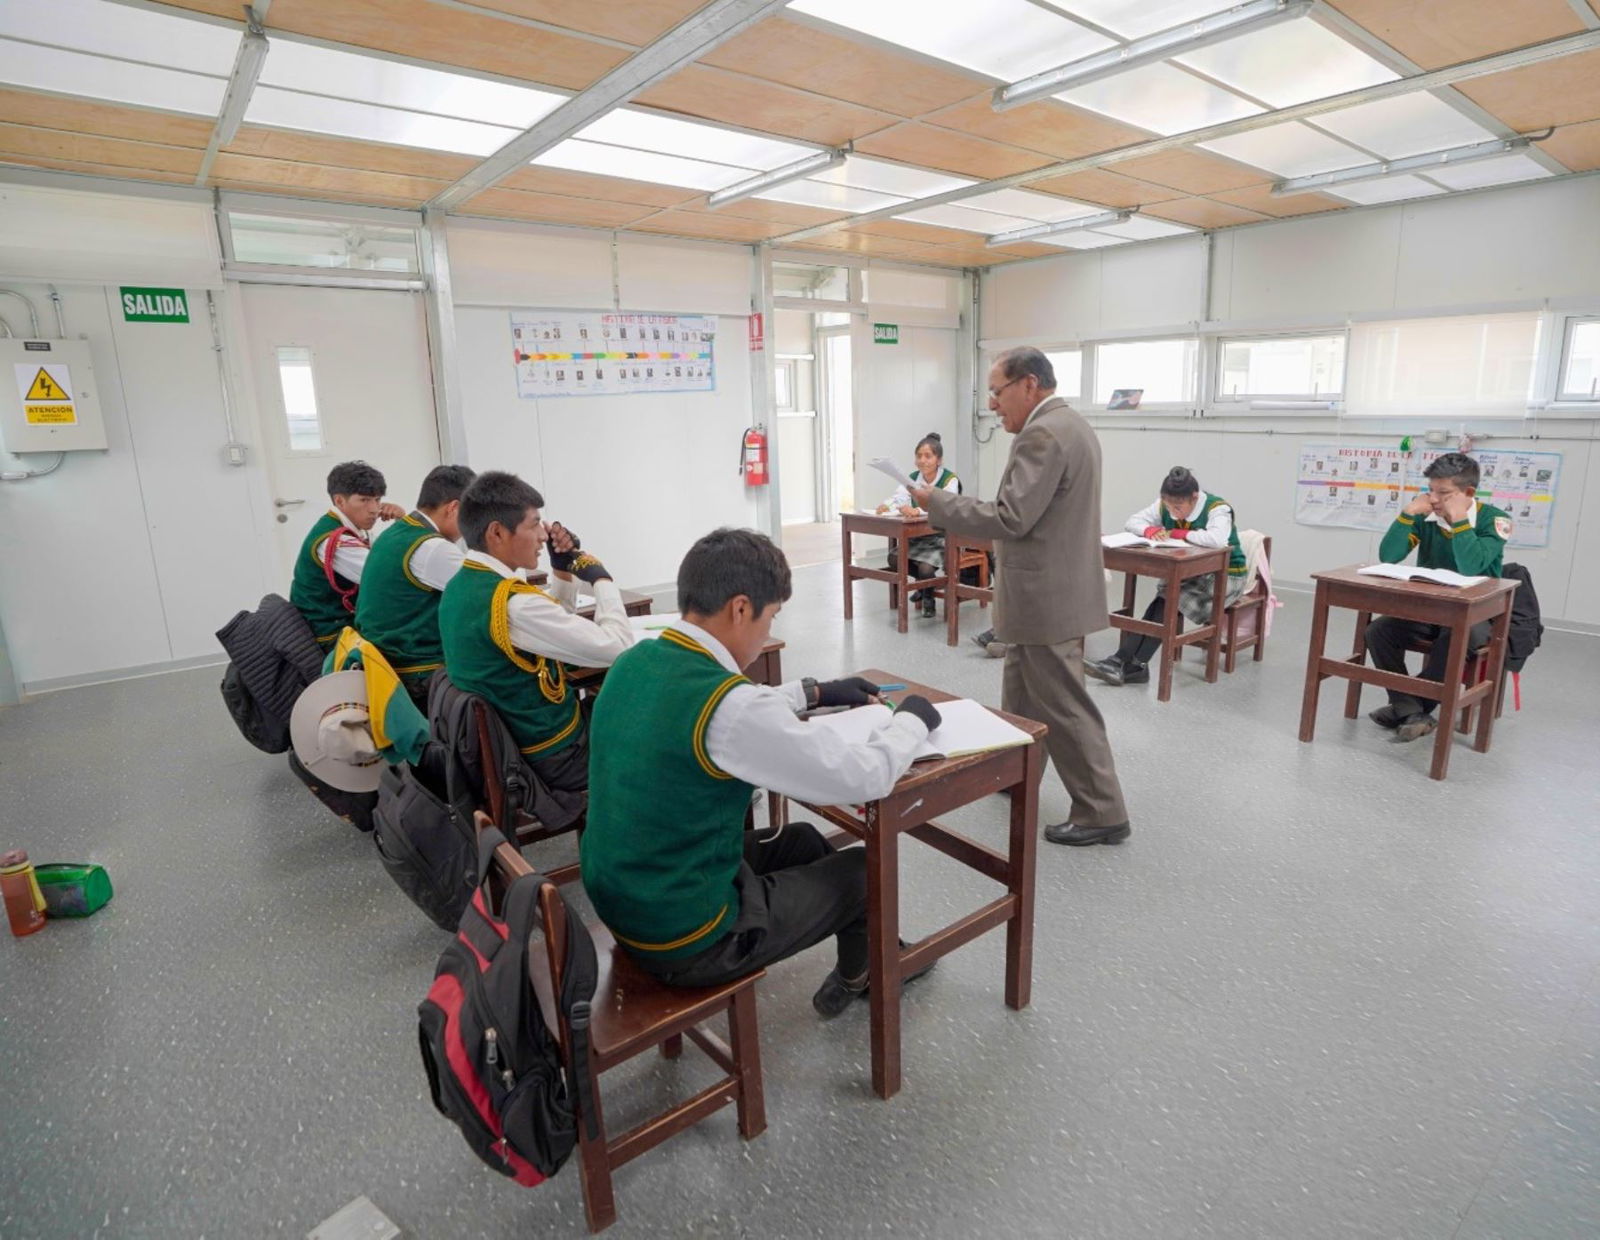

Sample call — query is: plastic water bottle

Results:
[1,849,47,937]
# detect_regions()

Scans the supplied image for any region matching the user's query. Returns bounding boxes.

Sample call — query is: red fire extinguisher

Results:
[739,425,769,487]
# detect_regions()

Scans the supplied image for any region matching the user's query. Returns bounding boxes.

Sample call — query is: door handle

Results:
[273,498,306,508]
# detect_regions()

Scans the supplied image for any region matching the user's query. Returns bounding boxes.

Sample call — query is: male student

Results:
[437,470,628,792]
[354,464,476,705]
[291,460,403,645]
[1365,451,1510,742]
[580,527,943,1018]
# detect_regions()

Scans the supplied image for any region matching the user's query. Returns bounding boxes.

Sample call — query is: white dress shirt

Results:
[463,550,634,668]
[405,511,467,592]
[327,508,371,583]
[674,619,929,805]
[887,468,960,511]
[1126,490,1234,548]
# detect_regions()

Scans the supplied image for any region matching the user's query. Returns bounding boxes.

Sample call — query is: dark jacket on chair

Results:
[216,594,325,752]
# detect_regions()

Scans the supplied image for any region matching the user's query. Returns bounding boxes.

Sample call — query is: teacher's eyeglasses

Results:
[987,377,1024,400]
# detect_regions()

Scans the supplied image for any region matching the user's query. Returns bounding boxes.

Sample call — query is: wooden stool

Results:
[1219,534,1272,673]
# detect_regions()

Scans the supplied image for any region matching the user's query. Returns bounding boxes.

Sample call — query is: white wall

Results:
[978,174,1600,627]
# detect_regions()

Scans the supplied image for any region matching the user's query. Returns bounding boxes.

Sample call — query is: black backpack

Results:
[372,741,478,931]
[1502,562,1543,673]
[287,751,377,833]
[418,826,598,1186]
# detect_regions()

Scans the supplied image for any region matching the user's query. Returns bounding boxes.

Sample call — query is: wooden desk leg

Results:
[864,804,901,1099]
[895,529,910,634]
[1474,598,1514,755]
[1121,569,1137,615]
[1431,620,1470,781]
[1005,740,1043,1012]
[1298,582,1330,742]
[1157,571,1180,702]
[841,523,854,621]
[945,539,960,648]
[1344,610,1371,719]
[1204,568,1225,683]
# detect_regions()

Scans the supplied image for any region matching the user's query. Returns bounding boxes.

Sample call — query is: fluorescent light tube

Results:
[993,0,1314,111]
[706,147,849,209]
[217,21,270,147]
[986,208,1133,247]
[1269,136,1531,196]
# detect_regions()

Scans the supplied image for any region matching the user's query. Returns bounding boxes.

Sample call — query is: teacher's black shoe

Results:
[1044,821,1132,847]
[1085,655,1126,686]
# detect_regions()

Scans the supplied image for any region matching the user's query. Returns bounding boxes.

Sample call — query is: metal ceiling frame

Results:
[771,27,1600,246]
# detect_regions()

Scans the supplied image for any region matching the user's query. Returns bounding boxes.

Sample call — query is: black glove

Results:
[566,551,612,585]
[814,676,881,709]
[545,524,582,572]
[895,694,941,732]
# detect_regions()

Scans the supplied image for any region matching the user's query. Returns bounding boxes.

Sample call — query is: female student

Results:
[877,431,961,618]
[1085,466,1249,686]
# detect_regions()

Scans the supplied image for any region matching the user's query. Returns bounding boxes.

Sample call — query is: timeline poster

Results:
[1295,442,1411,532]
[511,310,716,399]
[1410,448,1562,549]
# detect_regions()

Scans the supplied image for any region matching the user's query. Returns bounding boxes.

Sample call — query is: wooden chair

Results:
[1219,534,1272,674]
[473,699,582,884]
[1401,637,1517,735]
[481,813,767,1233]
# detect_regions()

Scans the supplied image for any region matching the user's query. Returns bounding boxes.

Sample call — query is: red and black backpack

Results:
[418,825,598,1185]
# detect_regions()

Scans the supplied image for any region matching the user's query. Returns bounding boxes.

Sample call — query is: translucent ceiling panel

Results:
[1322,175,1449,205]
[1312,92,1496,160]
[1201,121,1371,177]
[895,203,1039,234]
[963,188,1103,222]
[1036,229,1131,249]
[1045,0,1237,40]
[753,180,907,213]
[1089,215,1192,240]
[579,109,813,169]
[1423,152,1554,192]
[534,140,750,190]
[809,156,974,198]
[0,0,239,76]
[789,0,1114,81]
[1176,20,1396,108]
[261,41,563,128]
[247,87,518,156]
[0,39,224,116]
[1058,62,1260,136]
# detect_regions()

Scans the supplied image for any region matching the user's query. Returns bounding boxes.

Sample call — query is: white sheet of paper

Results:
[869,457,916,491]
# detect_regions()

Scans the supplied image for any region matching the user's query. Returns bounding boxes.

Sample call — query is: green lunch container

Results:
[34,864,114,918]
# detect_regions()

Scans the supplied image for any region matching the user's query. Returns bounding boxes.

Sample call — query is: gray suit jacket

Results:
[926,397,1108,645]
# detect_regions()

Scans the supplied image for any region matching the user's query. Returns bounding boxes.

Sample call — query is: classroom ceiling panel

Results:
[896,202,1039,235]
[1539,118,1600,171]
[809,156,975,200]
[1211,182,1350,217]
[1113,148,1266,194]
[1048,0,1238,40]
[498,165,699,208]
[1320,173,1448,205]
[1143,196,1269,229]
[454,0,708,46]
[788,0,1115,82]
[0,88,213,148]
[458,186,658,227]
[962,187,1104,222]
[690,196,845,226]
[247,89,521,157]
[788,232,932,258]
[1423,150,1555,191]
[210,152,449,205]
[1090,214,1192,241]
[1311,92,1500,160]
[1026,167,1188,209]
[850,217,999,247]
[0,39,225,117]
[752,179,907,214]
[1033,229,1131,250]
[920,95,1148,162]
[0,153,197,184]
[1056,63,1262,137]
[853,124,1054,179]
[627,209,797,242]
[0,124,204,176]
[582,107,816,167]
[1201,121,1372,178]
[1,0,238,73]
[701,17,984,117]
[1455,49,1600,130]
[1174,18,1398,109]
[1323,0,1586,70]
[634,66,897,146]
[533,140,750,191]
[225,129,478,181]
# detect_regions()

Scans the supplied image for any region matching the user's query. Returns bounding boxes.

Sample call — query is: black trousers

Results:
[1116,596,1168,666]
[628,822,868,989]
[528,723,589,793]
[1363,616,1492,716]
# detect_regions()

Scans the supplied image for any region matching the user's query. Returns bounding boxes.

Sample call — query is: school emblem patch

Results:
[1493,515,1513,540]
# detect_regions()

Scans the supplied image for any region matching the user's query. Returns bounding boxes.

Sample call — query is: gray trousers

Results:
[1003,637,1129,829]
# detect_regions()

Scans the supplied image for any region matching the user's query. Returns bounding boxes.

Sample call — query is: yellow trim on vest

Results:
[611,903,730,953]
[489,577,567,704]
[659,628,712,657]
[692,674,749,780]
[394,660,442,675]
[519,699,583,755]
[399,531,439,592]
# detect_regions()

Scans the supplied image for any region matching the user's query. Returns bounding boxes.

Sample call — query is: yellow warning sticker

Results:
[26,404,77,425]
[24,368,68,401]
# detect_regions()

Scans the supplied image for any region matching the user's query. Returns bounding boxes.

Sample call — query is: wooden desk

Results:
[1103,543,1229,702]
[840,511,945,634]
[792,669,1045,1100]
[1298,566,1518,781]
[942,531,994,647]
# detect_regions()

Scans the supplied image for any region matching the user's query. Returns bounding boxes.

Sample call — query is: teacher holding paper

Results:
[911,347,1130,847]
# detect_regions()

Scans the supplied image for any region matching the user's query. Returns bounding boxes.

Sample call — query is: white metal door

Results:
[241,285,440,579]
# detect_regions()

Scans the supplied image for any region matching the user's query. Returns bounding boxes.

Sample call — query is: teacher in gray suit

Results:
[912,347,1130,846]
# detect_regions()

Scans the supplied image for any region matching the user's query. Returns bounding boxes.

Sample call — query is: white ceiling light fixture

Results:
[707,147,850,208]
[993,0,1314,111]
[216,9,270,146]
[1270,136,1533,197]
[986,208,1135,247]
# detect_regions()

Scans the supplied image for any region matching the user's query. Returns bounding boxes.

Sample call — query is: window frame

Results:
[1088,335,1201,414]
[1342,310,1546,419]
[1554,314,1600,404]
[1211,329,1348,408]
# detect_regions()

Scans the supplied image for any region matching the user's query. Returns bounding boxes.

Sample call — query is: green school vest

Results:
[1164,494,1247,575]
[437,561,583,757]
[579,629,753,961]
[354,512,448,688]
[290,510,362,644]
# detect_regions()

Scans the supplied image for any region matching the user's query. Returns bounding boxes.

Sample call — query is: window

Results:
[774,359,797,412]
[1345,312,1542,416]
[773,261,850,301]
[1216,334,1345,402]
[276,347,323,452]
[1093,338,1198,406]
[1044,349,1084,400]
[1557,317,1600,402]
[230,212,421,273]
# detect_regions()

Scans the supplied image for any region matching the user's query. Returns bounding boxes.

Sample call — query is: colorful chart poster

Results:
[511,310,716,399]
[1295,442,1562,548]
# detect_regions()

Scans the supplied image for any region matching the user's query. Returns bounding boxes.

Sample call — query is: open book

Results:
[1102,532,1186,549]
[806,698,1032,762]
[1357,564,1486,588]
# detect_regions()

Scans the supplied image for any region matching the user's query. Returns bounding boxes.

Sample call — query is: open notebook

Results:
[1102,532,1186,549]
[807,698,1032,762]
[1357,564,1486,588]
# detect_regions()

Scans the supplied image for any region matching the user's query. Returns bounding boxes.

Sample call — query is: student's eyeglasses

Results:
[987,377,1024,399]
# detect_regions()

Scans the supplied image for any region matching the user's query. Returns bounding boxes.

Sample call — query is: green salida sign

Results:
[872,322,899,345]
[120,287,191,323]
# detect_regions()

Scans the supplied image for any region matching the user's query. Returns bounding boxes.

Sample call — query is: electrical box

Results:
[0,338,108,454]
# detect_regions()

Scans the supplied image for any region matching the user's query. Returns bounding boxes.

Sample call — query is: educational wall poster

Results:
[1294,442,1561,548]
[511,310,715,399]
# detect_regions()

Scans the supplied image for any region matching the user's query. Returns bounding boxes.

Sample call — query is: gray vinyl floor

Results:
[2,564,1597,1240]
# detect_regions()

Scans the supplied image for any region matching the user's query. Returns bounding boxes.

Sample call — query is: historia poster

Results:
[512,310,715,399]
